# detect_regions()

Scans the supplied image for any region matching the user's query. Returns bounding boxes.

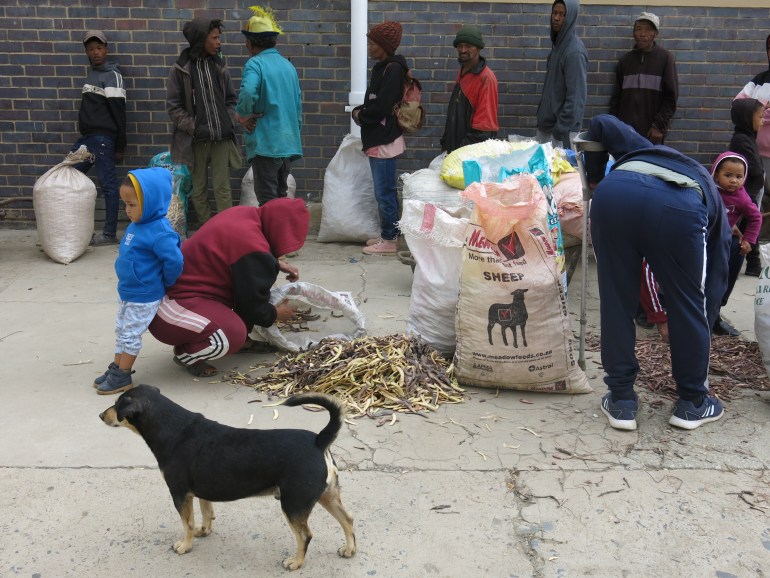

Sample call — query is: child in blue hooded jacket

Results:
[94,167,183,394]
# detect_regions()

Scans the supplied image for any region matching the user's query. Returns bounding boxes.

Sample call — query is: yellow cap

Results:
[242,6,282,36]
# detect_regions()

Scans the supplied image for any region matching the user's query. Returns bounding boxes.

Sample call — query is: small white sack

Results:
[249,281,366,352]
[754,244,770,379]
[317,134,380,242]
[33,146,97,264]
[240,166,296,207]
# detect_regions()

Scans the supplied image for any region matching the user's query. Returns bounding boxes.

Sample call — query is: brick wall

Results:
[1,1,769,227]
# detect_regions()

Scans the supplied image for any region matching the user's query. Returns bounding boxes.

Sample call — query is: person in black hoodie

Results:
[166,18,238,227]
[728,97,766,276]
[585,115,730,432]
[352,21,407,256]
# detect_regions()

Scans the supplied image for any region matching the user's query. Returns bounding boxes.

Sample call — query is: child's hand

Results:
[739,239,752,255]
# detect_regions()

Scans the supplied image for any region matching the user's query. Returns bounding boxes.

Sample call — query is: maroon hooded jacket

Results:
[168,198,309,328]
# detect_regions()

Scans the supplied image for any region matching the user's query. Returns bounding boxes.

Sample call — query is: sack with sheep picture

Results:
[453,178,591,393]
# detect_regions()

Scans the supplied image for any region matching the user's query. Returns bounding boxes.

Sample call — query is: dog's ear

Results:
[115,393,142,423]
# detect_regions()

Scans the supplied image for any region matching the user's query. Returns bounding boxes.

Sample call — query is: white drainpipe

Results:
[346,0,367,137]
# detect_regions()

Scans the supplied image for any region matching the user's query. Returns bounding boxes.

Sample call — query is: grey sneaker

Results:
[96,366,134,395]
[93,362,118,388]
[91,233,119,246]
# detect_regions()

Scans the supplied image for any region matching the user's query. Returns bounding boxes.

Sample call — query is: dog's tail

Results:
[282,393,345,450]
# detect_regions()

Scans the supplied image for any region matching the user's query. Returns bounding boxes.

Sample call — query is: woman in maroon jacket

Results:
[148,199,309,377]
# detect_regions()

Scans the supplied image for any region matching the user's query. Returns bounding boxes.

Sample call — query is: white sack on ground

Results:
[754,244,770,379]
[317,134,380,242]
[250,281,366,352]
[32,146,96,264]
[400,200,469,356]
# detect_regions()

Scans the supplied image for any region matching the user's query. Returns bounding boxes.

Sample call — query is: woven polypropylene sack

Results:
[32,146,97,264]
[317,134,380,242]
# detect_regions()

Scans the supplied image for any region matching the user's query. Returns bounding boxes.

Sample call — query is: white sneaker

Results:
[362,238,398,255]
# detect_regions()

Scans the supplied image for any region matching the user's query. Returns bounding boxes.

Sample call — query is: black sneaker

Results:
[600,392,639,431]
[713,317,739,337]
[91,233,119,246]
[669,396,724,430]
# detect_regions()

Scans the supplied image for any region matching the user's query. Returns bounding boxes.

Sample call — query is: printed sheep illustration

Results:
[487,288,528,347]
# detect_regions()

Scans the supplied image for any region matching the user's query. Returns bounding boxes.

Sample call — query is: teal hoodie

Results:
[115,167,183,303]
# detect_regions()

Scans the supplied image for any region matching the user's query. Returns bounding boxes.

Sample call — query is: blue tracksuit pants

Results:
[590,169,711,402]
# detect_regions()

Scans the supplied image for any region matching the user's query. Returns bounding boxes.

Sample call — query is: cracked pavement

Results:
[1,227,768,577]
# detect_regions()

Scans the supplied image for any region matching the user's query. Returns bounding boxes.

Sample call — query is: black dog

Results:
[99,385,356,571]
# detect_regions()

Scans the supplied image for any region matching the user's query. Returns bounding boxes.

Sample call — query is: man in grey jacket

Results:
[536,0,588,149]
[166,18,238,227]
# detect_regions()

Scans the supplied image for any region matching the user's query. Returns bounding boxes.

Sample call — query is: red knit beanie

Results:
[367,21,402,55]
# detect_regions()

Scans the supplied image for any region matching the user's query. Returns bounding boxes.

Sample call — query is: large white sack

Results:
[400,200,469,356]
[754,244,770,379]
[240,166,296,207]
[317,134,380,242]
[33,146,96,264]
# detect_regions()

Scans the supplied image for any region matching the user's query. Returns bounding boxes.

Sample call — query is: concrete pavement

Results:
[0,224,768,577]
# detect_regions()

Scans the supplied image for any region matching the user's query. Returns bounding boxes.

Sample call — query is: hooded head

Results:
[550,0,580,46]
[258,198,310,258]
[124,167,172,224]
[182,18,223,60]
[731,98,763,135]
[711,151,748,178]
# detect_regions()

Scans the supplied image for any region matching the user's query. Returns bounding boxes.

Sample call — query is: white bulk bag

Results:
[32,146,96,264]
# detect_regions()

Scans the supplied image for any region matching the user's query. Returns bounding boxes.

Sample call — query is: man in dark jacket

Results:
[441,25,499,154]
[586,115,730,432]
[609,12,678,145]
[70,30,127,246]
[166,18,238,227]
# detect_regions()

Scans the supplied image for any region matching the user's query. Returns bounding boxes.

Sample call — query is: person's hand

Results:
[237,114,259,133]
[647,126,664,144]
[656,321,669,343]
[278,260,299,282]
[275,302,297,322]
[351,109,361,127]
[739,239,752,255]
[115,150,125,164]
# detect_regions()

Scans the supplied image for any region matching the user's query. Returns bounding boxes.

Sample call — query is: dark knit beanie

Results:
[367,21,402,55]
[453,25,484,49]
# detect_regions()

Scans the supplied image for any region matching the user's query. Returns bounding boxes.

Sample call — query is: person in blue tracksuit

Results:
[585,114,730,431]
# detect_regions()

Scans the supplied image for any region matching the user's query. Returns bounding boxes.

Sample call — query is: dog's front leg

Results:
[195,498,215,537]
[172,493,195,554]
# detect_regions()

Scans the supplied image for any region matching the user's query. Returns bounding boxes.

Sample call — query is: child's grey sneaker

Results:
[96,366,134,396]
[93,362,119,388]
[669,396,724,430]
[600,392,638,431]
